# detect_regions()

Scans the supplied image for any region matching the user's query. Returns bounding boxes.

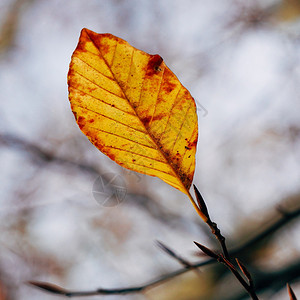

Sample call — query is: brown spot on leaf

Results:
[187,138,197,149]
[87,86,97,93]
[163,149,171,158]
[72,111,78,120]
[98,143,116,162]
[142,116,152,126]
[77,116,86,129]
[187,173,193,184]
[107,152,116,161]
[82,29,115,56]
[180,172,190,189]
[67,68,75,81]
[162,68,177,91]
[98,42,110,56]
[152,113,166,122]
[146,54,163,76]
[156,96,164,104]
[77,116,85,123]
[76,41,87,53]
[142,113,167,126]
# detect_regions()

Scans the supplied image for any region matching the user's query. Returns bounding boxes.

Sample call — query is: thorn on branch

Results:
[194,242,218,259]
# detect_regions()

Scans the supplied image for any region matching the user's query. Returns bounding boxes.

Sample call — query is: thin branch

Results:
[156,241,196,269]
[194,241,258,300]
[193,185,262,299]
[192,187,300,299]
[13,133,300,298]
[0,133,197,228]
[30,206,300,298]
[218,254,258,300]
[193,185,229,259]
[234,205,300,254]
[29,281,144,297]
[0,133,102,175]
[226,259,300,300]
[236,258,254,288]
[0,0,36,56]
[29,257,214,297]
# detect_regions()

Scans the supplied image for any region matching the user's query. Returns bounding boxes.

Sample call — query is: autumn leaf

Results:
[68,28,200,210]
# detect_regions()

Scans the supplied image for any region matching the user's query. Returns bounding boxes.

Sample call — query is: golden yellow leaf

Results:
[68,28,199,207]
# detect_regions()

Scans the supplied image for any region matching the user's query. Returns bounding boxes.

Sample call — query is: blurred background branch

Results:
[29,199,300,298]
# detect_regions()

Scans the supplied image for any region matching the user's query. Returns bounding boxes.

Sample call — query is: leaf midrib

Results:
[85,29,190,194]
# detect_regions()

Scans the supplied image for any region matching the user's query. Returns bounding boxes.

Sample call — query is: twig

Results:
[29,258,300,298]
[156,241,196,269]
[156,240,201,276]
[236,258,254,288]
[193,185,229,259]
[29,258,214,297]
[219,255,258,300]
[0,133,102,174]
[14,131,298,299]
[29,201,300,298]
[238,205,300,252]
[194,242,259,300]
[193,185,258,299]
[230,260,300,300]
[29,281,144,296]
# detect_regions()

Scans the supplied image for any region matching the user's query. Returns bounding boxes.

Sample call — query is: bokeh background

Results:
[0,0,300,299]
